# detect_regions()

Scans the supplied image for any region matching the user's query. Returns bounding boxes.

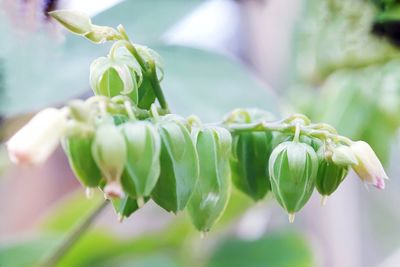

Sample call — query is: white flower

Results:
[6,108,67,165]
[350,141,388,189]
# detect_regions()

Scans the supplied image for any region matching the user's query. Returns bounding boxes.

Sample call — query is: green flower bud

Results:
[90,51,142,103]
[92,123,127,199]
[187,126,232,232]
[151,118,199,213]
[230,131,273,201]
[269,141,318,221]
[315,147,348,201]
[63,133,102,189]
[120,121,161,201]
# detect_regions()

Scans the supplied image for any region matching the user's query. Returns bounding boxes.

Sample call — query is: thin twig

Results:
[38,200,109,267]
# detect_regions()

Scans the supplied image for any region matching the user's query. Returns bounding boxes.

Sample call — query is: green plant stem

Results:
[227,121,353,145]
[123,42,169,111]
[148,62,169,111]
[39,200,109,267]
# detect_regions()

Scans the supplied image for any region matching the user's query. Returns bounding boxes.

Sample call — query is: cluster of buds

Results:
[4,10,389,231]
[226,109,389,221]
[6,105,389,228]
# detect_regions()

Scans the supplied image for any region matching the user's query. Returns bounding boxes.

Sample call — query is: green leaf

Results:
[207,232,314,267]
[93,0,202,45]
[155,46,280,120]
[0,235,59,267]
[0,0,202,116]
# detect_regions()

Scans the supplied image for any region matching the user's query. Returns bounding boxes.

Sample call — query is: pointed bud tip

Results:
[288,213,295,223]
[137,197,145,208]
[85,187,94,199]
[321,196,328,206]
[200,231,208,239]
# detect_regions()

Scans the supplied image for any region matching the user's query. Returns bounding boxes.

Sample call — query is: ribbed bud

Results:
[90,51,142,103]
[315,147,348,199]
[120,121,161,200]
[231,131,272,201]
[187,126,232,232]
[91,123,127,198]
[151,117,199,213]
[269,141,318,220]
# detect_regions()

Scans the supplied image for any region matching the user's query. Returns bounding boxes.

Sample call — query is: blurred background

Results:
[1,0,400,266]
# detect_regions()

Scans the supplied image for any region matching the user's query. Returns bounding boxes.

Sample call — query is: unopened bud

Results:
[120,121,161,198]
[49,10,92,35]
[90,53,141,103]
[7,108,67,165]
[269,141,318,215]
[91,124,127,193]
[316,147,348,198]
[350,141,388,189]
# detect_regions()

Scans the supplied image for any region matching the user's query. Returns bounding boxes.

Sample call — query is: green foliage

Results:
[0,0,202,116]
[207,232,314,267]
[291,0,400,164]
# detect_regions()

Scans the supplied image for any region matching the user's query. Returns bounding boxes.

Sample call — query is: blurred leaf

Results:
[96,253,180,267]
[94,0,202,45]
[207,231,314,267]
[0,0,202,117]
[156,45,280,121]
[0,235,59,267]
[42,190,104,232]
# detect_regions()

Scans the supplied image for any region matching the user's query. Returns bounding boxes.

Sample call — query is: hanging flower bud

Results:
[231,131,273,201]
[350,141,388,189]
[63,132,102,189]
[90,49,142,103]
[315,147,348,201]
[151,117,199,213]
[227,108,274,201]
[7,108,67,165]
[269,141,318,221]
[91,123,127,198]
[120,121,161,201]
[187,126,232,232]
